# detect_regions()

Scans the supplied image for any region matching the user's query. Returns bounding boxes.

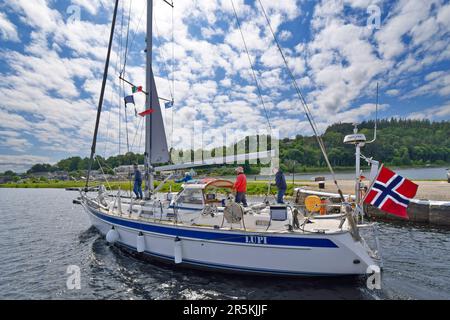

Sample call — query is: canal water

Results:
[229,166,449,181]
[0,188,449,300]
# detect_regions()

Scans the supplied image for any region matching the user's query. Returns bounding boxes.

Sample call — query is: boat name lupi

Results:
[245,236,268,244]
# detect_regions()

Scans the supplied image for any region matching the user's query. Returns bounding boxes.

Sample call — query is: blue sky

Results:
[0,0,449,172]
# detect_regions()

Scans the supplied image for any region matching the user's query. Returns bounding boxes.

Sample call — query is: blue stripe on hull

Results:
[89,208,338,248]
[116,242,354,277]
[168,205,202,211]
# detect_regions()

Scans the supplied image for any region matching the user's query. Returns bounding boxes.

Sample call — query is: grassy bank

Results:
[0,180,302,196]
[282,163,449,173]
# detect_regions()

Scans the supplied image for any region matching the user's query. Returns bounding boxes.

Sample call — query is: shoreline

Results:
[3,164,448,176]
[198,164,449,176]
[1,179,449,200]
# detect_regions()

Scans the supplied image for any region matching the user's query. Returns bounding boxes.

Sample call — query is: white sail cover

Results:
[147,68,170,164]
[154,150,276,172]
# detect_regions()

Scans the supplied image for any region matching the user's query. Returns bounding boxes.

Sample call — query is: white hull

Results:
[82,202,376,277]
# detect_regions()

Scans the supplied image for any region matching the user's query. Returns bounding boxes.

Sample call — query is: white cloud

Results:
[0,12,20,42]
[71,0,113,15]
[408,102,450,120]
[404,72,450,99]
[0,109,29,130]
[307,10,387,115]
[375,0,437,59]
[7,0,62,33]
[260,46,284,68]
[0,154,52,173]
[0,0,449,173]
[0,137,31,152]
[278,30,292,41]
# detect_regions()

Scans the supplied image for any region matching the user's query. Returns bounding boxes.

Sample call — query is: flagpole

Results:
[355,140,361,206]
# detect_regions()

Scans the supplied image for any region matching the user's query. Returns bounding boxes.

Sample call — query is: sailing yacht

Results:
[79,0,381,277]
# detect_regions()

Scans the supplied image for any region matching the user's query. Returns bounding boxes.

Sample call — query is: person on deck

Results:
[175,172,193,183]
[233,166,248,207]
[274,168,287,204]
[132,164,143,200]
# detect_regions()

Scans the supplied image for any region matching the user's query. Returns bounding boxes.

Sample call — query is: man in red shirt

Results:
[233,166,248,207]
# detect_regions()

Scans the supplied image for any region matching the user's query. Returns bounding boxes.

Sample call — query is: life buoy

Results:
[305,195,321,213]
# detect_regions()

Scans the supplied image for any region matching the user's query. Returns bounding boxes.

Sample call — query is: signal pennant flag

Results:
[124,95,135,106]
[363,165,418,219]
[132,85,143,93]
[165,101,173,109]
[138,109,154,117]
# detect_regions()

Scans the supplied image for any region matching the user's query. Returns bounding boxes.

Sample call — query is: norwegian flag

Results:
[364,165,418,219]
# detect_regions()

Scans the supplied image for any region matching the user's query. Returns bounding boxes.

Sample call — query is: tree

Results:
[29,119,450,175]
[27,163,54,174]
[3,170,16,176]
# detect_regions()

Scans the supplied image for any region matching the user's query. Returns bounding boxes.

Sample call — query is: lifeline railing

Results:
[358,222,384,269]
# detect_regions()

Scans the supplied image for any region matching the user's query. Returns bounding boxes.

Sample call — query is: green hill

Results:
[4,118,449,176]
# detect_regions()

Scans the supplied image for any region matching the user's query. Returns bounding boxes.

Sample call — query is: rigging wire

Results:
[153,2,176,150]
[153,15,174,101]
[130,116,144,152]
[123,81,130,153]
[118,0,124,77]
[95,155,112,191]
[120,1,146,76]
[103,38,121,158]
[118,0,125,155]
[121,0,133,78]
[256,0,346,201]
[171,1,175,150]
[121,0,134,197]
[85,0,120,190]
[118,75,122,154]
[125,0,145,149]
[118,0,147,158]
[138,120,144,154]
[230,0,272,134]
[120,0,132,154]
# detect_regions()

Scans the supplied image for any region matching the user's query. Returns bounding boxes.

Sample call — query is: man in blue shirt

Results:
[274,168,287,204]
[132,164,143,200]
[175,172,193,183]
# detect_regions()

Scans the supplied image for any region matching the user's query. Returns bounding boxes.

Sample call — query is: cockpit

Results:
[176,188,204,205]
[172,179,235,208]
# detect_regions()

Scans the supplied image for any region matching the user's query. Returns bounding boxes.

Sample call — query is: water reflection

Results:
[88,230,373,300]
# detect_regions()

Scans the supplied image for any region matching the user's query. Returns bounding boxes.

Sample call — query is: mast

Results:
[145,0,154,198]
[143,0,170,198]
[85,0,119,190]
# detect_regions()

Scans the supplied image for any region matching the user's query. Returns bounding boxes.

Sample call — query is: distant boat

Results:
[79,0,381,277]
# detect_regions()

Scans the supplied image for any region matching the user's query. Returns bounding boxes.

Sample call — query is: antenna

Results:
[367,82,378,144]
